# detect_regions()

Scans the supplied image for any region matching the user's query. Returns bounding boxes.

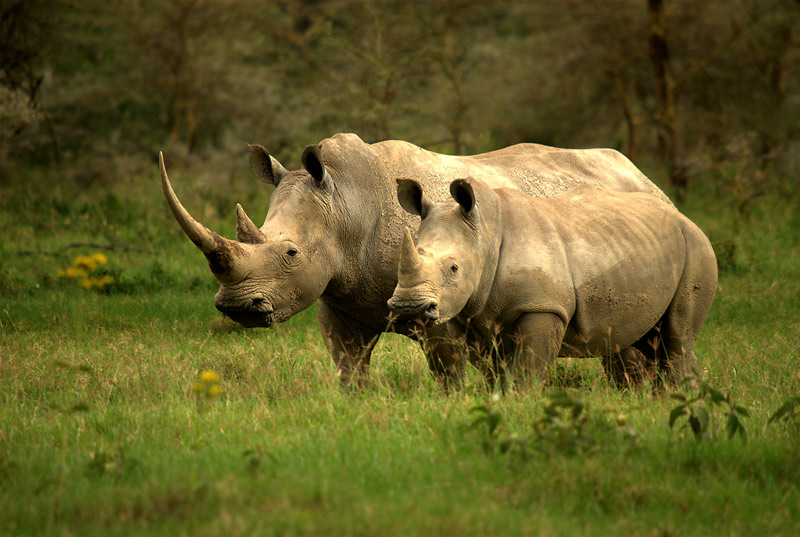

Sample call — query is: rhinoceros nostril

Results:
[424,301,439,320]
[250,297,272,313]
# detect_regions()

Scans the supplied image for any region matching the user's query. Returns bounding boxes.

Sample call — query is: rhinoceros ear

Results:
[450,178,476,214]
[301,144,333,191]
[248,143,289,186]
[396,178,433,218]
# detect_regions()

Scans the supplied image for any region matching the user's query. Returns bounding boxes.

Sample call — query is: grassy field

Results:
[2,168,799,536]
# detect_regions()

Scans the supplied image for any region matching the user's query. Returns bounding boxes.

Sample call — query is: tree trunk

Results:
[647,0,687,194]
[608,67,639,163]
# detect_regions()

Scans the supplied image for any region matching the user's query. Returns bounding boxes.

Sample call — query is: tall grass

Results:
[1,170,799,536]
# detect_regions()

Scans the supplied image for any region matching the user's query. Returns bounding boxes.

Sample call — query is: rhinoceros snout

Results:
[249,297,272,313]
[387,296,440,321]
[423,302,440,320]
[214,296,275,328]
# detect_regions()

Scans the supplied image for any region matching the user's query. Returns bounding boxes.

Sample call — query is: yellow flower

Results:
[65,266,88,279]
[80,278,94,289]
[200,370,220,383]
[206,384,222,398]
[192,382,204,393]
[90,252,108,265]
[74,255,98,272]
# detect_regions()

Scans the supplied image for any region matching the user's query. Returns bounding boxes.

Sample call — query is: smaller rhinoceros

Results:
[387,177,717,390]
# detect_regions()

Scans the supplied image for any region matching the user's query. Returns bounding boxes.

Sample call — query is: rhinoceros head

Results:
[387,177,497,324]
[160,144,340,328]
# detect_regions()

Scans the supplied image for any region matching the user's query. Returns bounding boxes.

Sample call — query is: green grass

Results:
[2,171,800,536]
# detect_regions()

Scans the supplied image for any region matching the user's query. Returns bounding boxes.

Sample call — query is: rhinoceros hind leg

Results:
[652,240,716,391]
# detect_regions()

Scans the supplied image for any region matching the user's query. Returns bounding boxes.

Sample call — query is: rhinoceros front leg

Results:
[317,300,380,388]
[509,312,567,388]
[419,323,466,390]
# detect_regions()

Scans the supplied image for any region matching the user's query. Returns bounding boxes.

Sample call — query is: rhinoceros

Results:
[159,133,672,386]
[387,177,716,389]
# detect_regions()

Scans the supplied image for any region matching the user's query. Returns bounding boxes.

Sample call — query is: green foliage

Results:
[85,446,140,479]
[241,446,277,477]
[669,371,750,441]
[464,389,639,459]
[768,396,800,429]
[464,393,506,454]
[532,389,600,456]
[2,0,799,202]
[709,235,743,275]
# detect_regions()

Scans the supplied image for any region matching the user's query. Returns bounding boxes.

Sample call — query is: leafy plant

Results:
[464,393,506,455]
[531,389,641,455]
[85,446,139,478]
[242,447,277,476]
[532,389,591,455]
[669,372,750,441]
[464,389,637,458]
[767,396,800,430]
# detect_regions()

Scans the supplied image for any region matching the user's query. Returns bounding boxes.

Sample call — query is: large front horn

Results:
[159,152,242,273]
[397,228,424,285]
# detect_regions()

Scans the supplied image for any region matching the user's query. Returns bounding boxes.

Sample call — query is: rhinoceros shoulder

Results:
[323,133,422,159]
[320,133,370,167]
[319,134,427,178]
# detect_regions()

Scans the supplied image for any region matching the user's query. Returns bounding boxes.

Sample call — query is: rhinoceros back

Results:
[357,136,670,205]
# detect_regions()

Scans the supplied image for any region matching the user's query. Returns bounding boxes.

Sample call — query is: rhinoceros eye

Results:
[287,248,298,257]
[450,264,458,274]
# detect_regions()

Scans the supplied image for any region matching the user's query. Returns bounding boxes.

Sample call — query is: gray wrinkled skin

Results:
[161,133,672,387]
[388,178,717,390]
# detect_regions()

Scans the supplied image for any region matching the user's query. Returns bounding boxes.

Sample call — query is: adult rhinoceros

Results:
[160,133,671,386]
[388,178,716,390]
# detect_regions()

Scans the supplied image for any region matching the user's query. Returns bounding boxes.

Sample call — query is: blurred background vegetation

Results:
[1,0,799,204]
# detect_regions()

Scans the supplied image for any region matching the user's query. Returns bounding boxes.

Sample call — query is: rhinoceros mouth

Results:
[221,310,275,328]
[387,297,440,322]
[215,295,276,328]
